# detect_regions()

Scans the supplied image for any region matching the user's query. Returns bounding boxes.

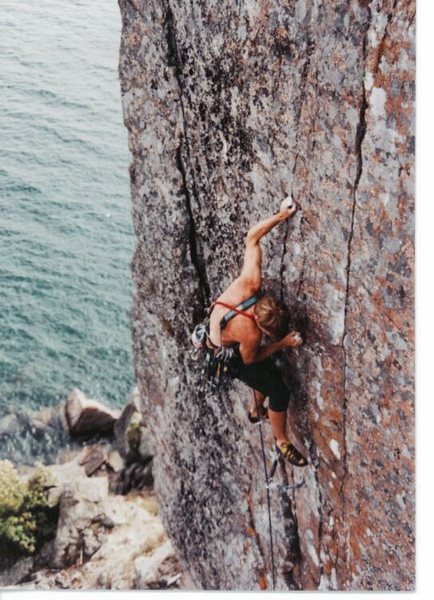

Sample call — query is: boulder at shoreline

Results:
[65,388,121,438]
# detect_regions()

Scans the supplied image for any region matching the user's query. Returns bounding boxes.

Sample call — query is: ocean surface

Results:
[0,0,135,416]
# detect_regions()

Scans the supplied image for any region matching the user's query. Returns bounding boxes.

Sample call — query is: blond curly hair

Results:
[253,296,290,340]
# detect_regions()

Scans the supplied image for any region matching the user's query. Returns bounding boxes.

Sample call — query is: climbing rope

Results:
[252,389,276,591]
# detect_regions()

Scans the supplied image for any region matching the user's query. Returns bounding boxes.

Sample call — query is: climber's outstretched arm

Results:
[246,205,296,245]
[239,205,297,288]
[238,233,262,289]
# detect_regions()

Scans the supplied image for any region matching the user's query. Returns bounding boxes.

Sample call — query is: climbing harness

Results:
[214,295,258,330]
[191,294,259,349]
[190,294,260,389]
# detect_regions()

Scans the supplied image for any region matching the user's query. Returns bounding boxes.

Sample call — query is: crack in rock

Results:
[339,3,372,574]
[163,0,210,312]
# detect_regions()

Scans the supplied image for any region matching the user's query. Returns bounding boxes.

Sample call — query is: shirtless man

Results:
[207,203,308,467]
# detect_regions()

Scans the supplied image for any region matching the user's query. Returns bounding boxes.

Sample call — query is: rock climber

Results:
[205,201,308,467]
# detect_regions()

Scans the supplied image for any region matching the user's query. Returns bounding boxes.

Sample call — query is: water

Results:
[0,0,135,416]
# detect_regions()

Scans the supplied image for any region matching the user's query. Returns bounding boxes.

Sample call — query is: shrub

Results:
[0,460,26,515]
[126,416,141,452]
[0,460,60,564]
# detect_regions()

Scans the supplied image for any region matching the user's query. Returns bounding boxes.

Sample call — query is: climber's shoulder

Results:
[222,275,260,299]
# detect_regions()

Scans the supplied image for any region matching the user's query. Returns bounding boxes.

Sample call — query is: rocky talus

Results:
[118,0,415,590]
[0,389,189,590]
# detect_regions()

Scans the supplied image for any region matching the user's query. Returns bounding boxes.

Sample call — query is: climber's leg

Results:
[249,389,266,419]
[268,408,287,445]
[267,380,308,467]
[233,356,287,424]
[266,381,290,444]
[233,354,308,466]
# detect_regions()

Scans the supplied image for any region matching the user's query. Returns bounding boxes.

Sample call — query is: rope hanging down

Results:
[252,390,306,591]
[253,389,276,591]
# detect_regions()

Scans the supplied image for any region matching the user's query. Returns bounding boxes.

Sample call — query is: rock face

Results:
[118,0,414,591]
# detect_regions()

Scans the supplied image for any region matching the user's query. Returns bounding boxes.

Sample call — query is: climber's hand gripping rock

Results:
[281,330,303,348]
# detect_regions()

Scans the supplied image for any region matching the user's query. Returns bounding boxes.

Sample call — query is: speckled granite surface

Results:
[118,0,415,590]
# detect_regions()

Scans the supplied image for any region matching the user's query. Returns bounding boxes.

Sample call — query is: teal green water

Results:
[0,0,135,414]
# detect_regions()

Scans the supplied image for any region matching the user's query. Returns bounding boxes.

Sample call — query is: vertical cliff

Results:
[118,0,415,590]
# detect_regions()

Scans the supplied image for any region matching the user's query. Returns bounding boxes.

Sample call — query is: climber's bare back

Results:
[208,277,261,348]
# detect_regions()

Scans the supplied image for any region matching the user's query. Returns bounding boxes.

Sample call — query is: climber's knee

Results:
[268,388,289,412]
[253,389,266,402]
[232,355,290,411]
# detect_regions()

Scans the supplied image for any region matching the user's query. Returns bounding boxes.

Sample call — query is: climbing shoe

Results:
[276,441,308,467]
[248,406,268,424]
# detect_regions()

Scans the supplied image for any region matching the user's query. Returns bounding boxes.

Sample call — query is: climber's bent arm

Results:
[240,338,284,365]
[239,330,302,365]
[238,331,264,365]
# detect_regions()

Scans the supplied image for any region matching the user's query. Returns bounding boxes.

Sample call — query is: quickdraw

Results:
[190,294,260,389]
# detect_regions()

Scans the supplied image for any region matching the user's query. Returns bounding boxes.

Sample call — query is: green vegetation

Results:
[126,416,141,452]
[0,460,60,563]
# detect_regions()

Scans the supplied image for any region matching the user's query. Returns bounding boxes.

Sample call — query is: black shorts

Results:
[230,349,290,413]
